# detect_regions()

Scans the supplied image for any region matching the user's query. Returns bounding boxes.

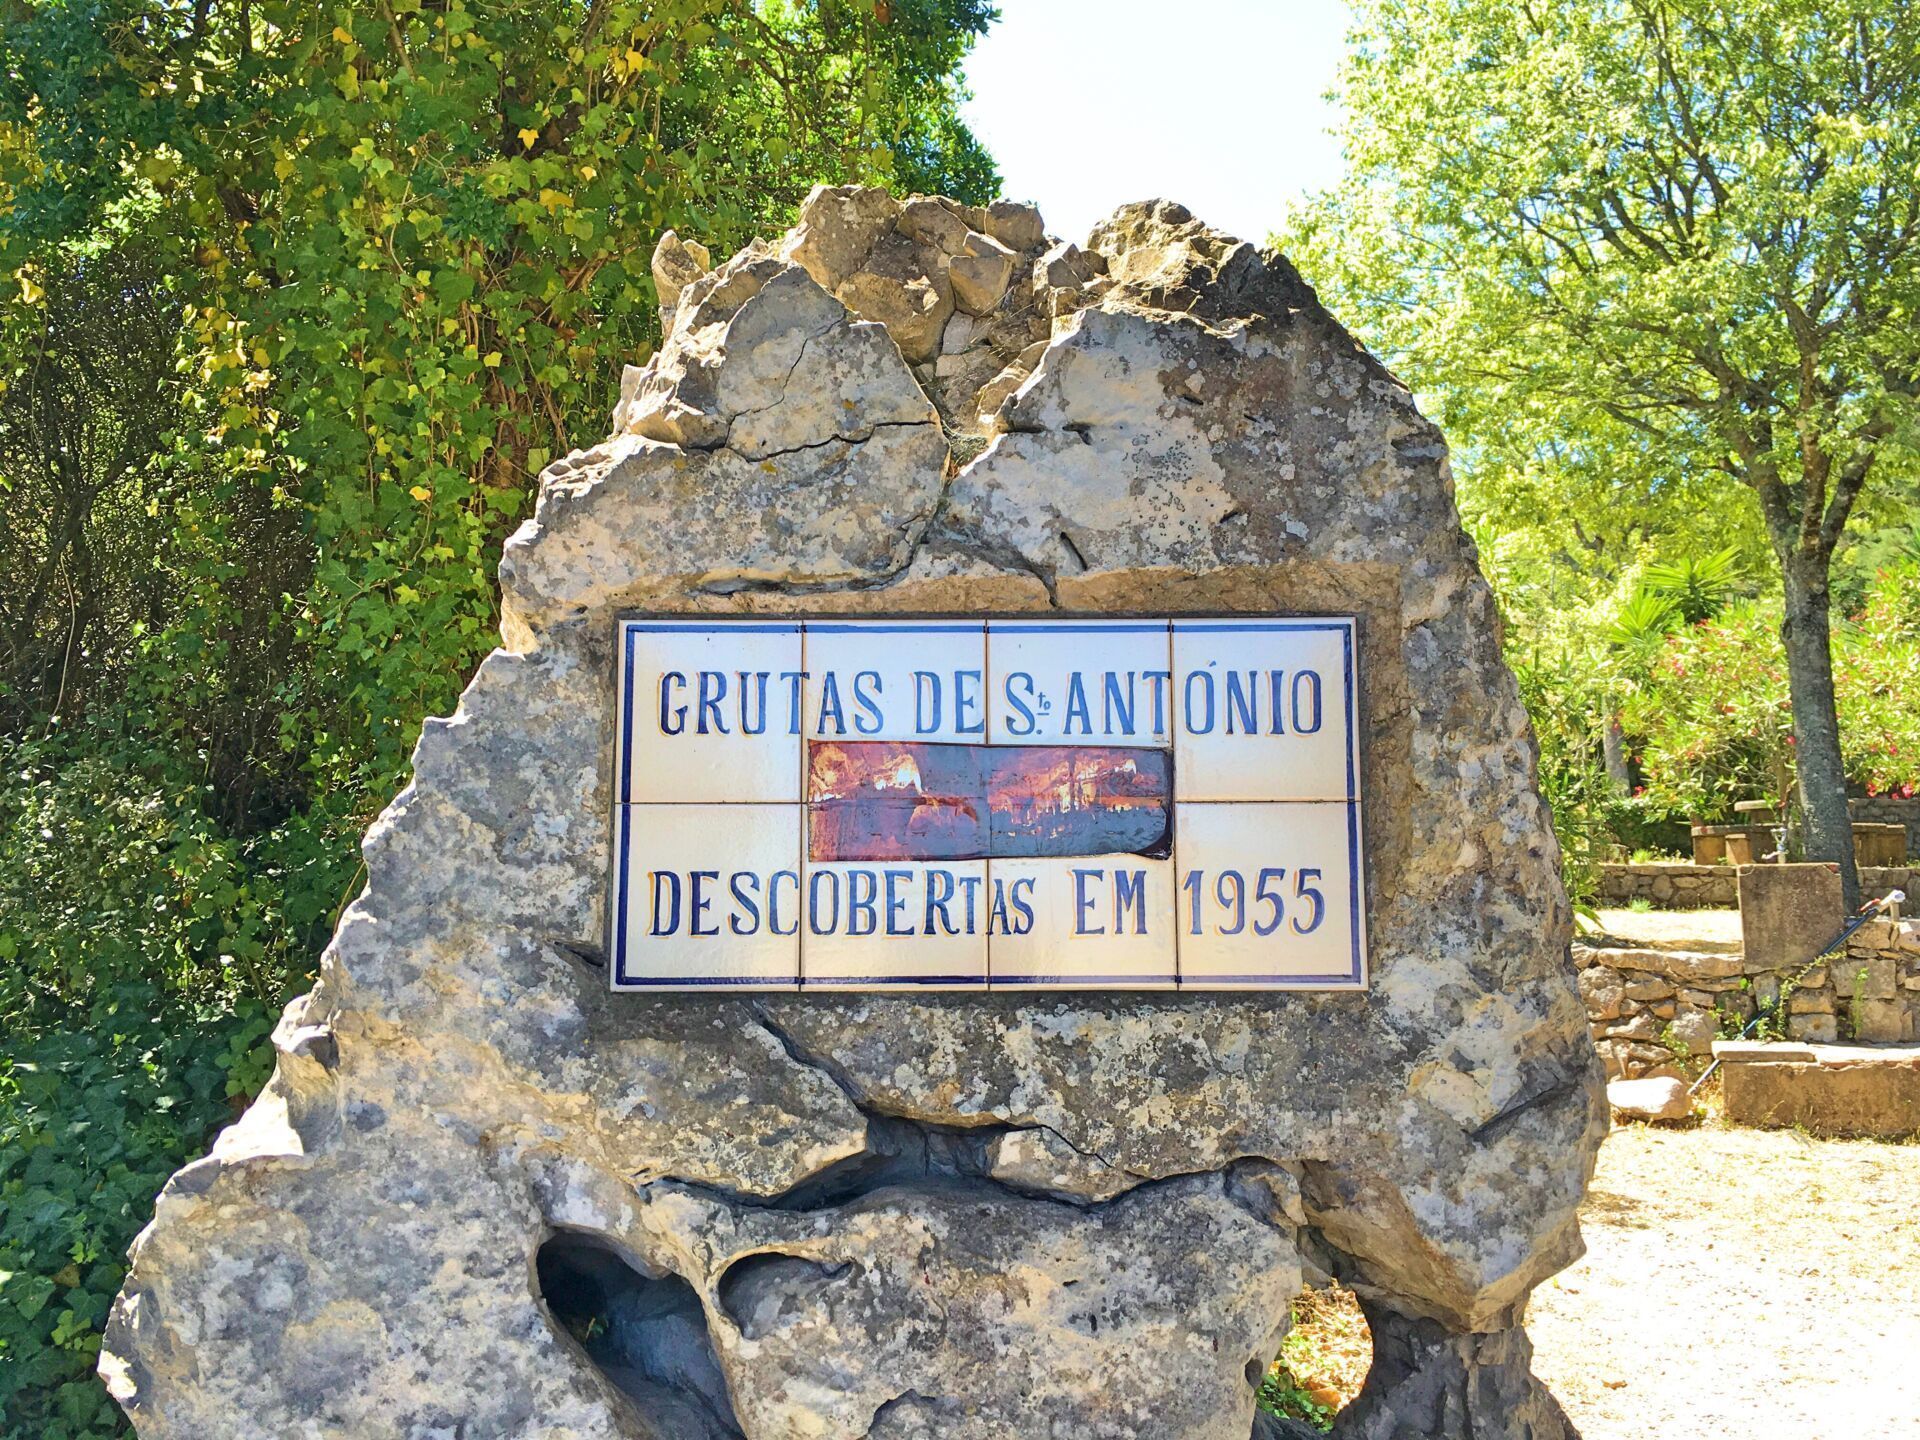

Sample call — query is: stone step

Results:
[1713,1040,1920,1138]
[1572,944,1744,982]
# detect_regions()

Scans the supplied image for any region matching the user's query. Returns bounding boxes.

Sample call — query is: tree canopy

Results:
[1285,0,1920,901]
[0,3,997,1433]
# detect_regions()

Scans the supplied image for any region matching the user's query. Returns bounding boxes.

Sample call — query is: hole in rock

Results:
[1255,1282,1373,1432]
[536,1230,744,1439]
[716,1251,854,1339]
[765,1112,1000,1211]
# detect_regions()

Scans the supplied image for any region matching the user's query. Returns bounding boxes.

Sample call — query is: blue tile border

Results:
[989,622,1171,633]
[623,621,803,633]
[611,615,1366,991]
[800,975,987,987]
[1169,620,1352,632]
[614,974,799,987]
[990,975,1179,986]
[804,622,984,634]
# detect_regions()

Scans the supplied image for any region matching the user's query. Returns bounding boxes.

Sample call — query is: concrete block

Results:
[1739,864,1844,972]
[1712,1039,1816,1062]
[1719,1042,1920,1137]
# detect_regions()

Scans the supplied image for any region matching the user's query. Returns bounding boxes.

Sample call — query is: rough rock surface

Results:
[102,188,1604,1439]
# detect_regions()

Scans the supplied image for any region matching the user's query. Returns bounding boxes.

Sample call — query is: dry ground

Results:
[1528,1120,1920,1439]
[1279,1118,1920,1438]
[1588,905,1744,951]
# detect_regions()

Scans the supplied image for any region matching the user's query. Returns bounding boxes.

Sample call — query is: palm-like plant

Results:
[1603,590,1680,653]
[1641,547,1745,625]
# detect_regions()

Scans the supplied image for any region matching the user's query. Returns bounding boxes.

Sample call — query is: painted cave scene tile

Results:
[1170,618,1357,803]
[807,740,988,861]
[799,859,989,991]
[611,802,801,991]
[1173,801,1365,990]
[802,619,988,745]
[985,619,1173,746]
[984,745,1171,859]
[806,741,1171,862]
[987,856,1177,991]
[619,620,804,805]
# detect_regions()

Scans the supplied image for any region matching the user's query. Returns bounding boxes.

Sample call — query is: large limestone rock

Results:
[101,189,1604,1439]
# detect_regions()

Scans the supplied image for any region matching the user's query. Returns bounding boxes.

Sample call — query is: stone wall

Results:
[1578,916,1920,1076]
[1576,942,1743,1078]
[1836,918,1920,1044]
[1850,795,1920,858]
[1598,862,1918,909]
[1597,861,1738,908]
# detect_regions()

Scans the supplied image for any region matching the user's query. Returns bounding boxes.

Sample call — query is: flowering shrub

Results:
[1618,561,1920,821]
[1838,560,1920,798]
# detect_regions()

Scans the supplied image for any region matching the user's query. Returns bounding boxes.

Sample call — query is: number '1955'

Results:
[1180,868,1325,936]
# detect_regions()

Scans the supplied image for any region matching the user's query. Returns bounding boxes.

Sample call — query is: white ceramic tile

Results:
[611,803,801,991]
[800,860,989,990]
[802,620,988,744]
[986,620,1173,746]
[1174,802,1366,989]
[988,856,1177,989]
[619,621,804,803]
[1171,619,1357,801]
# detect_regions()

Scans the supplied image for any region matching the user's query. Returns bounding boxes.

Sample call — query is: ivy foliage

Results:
[0,724,352,1438]
[0,2,998,1434]
[6,0,997,796]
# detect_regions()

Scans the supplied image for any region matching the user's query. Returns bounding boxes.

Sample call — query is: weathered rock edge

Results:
[101,189,1605,1440]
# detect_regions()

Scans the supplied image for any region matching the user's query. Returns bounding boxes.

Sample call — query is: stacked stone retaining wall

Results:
[1578,916,1920,1077]
[1834,918,1920,1045]
[1597,862,1918,909]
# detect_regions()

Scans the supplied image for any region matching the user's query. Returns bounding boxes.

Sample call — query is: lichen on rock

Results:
[101,187,1603,1440]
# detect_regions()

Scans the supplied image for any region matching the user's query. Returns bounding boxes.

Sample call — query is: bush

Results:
[1510,646,1615,912]
[0,725,353,1438]
[1505,556,1920,893]
[1620,562,1920,822]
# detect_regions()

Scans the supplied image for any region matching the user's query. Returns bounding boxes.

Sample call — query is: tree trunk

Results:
[1601,716,1631,794]
[1779,553,1858,909]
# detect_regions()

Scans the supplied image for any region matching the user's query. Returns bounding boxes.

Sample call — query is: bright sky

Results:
[962,0,1353,246]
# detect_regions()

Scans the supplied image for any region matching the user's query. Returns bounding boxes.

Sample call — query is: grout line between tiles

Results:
[797,621,810,991]
[1166,619,1182,991]
[984,620,995,989]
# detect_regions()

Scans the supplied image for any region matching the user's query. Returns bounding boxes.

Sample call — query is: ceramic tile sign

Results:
[609,617,1365,991]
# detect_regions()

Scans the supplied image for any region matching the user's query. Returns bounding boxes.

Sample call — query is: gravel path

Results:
[1527,1121,1920,1439]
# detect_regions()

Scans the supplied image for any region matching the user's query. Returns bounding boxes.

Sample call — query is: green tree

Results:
[1288,0,1920,905]
[0,5,999,1434]
[3,0,998,806]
